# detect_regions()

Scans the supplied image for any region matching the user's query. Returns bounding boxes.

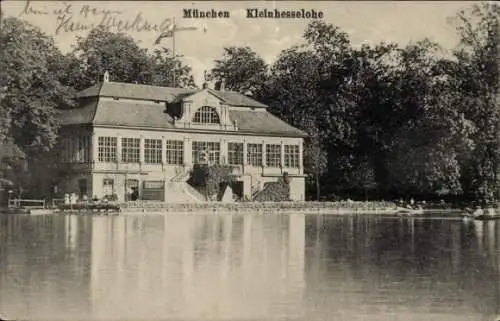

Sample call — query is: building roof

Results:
[229,110,306,137]
[93,100,176,129]
[59,82,307,138]
[76,82,267,108]
[207,89,267,108]
[76,82,197,103]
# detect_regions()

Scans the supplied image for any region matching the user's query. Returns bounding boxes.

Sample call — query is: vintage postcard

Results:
[0,1,499,321]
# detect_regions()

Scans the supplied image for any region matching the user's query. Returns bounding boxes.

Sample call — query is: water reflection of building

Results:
[64,215,79,250]
[88,213,306,319]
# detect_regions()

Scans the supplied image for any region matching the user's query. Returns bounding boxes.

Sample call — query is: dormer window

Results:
[192,106,220,124]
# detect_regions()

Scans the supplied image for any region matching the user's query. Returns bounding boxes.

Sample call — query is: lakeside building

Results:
[57,75,306,203]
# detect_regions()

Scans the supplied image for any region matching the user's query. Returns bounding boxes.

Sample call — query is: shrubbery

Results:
[188,164,237,201]
[253,173,291,202]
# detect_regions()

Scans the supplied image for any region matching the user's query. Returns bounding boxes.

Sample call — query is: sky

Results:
[2,1,479,86]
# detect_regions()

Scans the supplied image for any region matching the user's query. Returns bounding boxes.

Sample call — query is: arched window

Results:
[192,106,220,124]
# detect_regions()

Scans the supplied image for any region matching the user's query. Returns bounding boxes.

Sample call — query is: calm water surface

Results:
[0,213,499,321]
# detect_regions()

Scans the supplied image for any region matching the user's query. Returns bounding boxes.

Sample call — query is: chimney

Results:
[202,70,209,89]
[220,79,225,91]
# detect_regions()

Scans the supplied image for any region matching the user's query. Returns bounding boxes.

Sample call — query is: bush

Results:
[188,164,237,201]
[253,173,290,202]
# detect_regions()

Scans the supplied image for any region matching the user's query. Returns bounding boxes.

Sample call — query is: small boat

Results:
[28,208,54,215]
[473,214,500,221]
[397,206,424,216]
[462,207,499,220]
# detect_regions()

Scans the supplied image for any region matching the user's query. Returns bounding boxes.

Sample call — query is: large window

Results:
[60,137,71,163]
[284,145,300,168]
[247,143,262,167]
[192,141,220,164]
[75,136,91,163]
[266,144,281,168]
[98,137,117,163]
[228,142,244,165]
[121,138,140,163]
[62,136,91,163]
[192,106,220,124]
[166,140,184,165]
[144,139,162,164]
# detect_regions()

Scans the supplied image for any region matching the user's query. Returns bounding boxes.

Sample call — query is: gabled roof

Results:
[75,82,267,108]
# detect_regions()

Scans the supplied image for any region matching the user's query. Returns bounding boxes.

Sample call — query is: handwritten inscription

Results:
[19,0,174,35]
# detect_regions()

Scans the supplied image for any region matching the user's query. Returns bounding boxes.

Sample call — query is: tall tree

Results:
[208,46,268,95]
[65,26,196,90]
[452,3,500,202]
[263,46,329,198]
[302,117,328,201]
[64,26,150,90]
[0,17,73,154]
[0,18,75,196]
[147,48,196,88]
[381,40,474,196]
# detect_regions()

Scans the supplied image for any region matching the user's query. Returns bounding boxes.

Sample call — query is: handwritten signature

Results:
[19,0,175,35]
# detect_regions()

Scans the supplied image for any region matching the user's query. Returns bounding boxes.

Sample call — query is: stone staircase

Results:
[164,182,205,204]
[170,167,191,182]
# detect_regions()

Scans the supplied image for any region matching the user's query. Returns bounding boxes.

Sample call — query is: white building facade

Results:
[57,80,306,202]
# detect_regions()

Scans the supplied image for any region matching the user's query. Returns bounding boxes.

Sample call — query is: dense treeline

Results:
[209,3,500,204]
[0,3,499,203]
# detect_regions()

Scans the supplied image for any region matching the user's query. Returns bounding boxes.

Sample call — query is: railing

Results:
[249,173,262,198]
[171,167,190,182]
[8,198,46,209]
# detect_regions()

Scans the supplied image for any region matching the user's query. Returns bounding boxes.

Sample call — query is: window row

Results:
[93,137,301,168]
[98,137,184,165]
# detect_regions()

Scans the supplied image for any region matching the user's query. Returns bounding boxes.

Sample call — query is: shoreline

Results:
[1,201,466,216]
[118,201,398,215]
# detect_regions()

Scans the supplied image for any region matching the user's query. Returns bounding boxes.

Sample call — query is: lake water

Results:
[0,213,499,321]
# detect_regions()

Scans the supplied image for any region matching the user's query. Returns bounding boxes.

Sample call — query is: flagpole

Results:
[172,17,176,88]
[154,18,206,88]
